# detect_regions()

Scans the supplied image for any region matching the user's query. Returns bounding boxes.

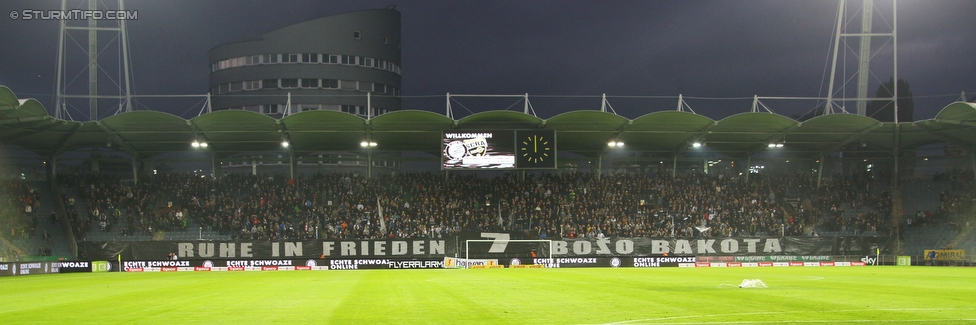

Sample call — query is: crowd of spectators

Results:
[1,180,41,240]
[918,170,976,228]
[59,173,194,240]
[812,173,892,235]
[55,169,916,241]
[0,179,43,260]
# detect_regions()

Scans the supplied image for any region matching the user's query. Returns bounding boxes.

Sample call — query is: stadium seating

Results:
[0,179,70,259]
[52,171,911,241]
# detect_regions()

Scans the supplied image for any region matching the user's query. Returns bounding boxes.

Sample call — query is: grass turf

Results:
[1,266,974,324]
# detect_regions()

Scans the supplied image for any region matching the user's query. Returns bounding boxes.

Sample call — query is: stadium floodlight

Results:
[191,141,200,148]
[692,141,703,148]
[360,141,369,147]
[200,142,208,148]
[608,141,624,147]
[281,141,290,148]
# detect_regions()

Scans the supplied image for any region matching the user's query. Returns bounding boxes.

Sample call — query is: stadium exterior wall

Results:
[208,8,401,118]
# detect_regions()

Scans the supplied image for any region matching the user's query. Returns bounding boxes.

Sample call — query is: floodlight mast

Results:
[54,0,134,121]
[824,0,898,116]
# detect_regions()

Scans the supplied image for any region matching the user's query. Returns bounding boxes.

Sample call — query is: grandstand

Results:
[2,85,976,264]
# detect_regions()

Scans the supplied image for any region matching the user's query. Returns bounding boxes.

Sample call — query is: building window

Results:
[327,55,338,64]
[358,81,372,92]
[230,82,243,92]
[303,53,318,63]
[262,79,278,89]
[300,79,318,88]
[353,31,361,39]
[264,104,280,114]
[280,79,298,88]
[218,84,229,94]
[299,104,319,112]
[363,58,373,67]
[322,79,339,89]
[244,80,261,91]
[341,105,355,114]
[341,55,353,65]
[373,83,386,94]
[265,54,279,63]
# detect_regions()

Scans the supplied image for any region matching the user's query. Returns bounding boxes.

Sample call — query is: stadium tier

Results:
[2,86,975,264]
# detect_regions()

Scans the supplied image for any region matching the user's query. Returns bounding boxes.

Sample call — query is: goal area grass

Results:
[2,266,973,324]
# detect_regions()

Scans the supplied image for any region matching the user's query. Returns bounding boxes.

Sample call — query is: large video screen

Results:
[442,130,515,169]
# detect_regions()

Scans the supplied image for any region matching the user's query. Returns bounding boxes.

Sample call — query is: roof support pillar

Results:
[211,155,220,180]
[596,153,603,180]
[131,155,138,186]
[890,123,903,238]
[366,151,372,179]
[672,155,677,179]
[816,155,825,190]
[289,152,295,180]
[970,151,976,180]
[46,155,57,184]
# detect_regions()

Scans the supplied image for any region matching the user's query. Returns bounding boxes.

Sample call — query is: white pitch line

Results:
[589,308,975,325]
[612,319,976,324]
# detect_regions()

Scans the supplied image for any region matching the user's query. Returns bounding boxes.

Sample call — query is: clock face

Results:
[516,129,556,169]
[521,135,551,164]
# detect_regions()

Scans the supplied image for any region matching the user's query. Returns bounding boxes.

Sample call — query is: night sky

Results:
[1,0,974,121]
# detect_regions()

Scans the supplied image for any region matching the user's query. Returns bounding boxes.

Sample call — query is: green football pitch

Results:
[2,267,973,324]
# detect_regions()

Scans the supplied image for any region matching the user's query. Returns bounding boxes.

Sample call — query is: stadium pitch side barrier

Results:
[115,259,448,271]
[0,261,112,277]
[14,256,976,275]
[79,234,889,260]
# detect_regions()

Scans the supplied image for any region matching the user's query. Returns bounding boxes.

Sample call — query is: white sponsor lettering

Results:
[445,132,493,139]
[56,262,89,268]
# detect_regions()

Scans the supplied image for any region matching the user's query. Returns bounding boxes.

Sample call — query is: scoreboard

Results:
[442,129,556,170]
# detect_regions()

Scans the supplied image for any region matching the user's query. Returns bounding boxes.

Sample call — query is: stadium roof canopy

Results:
[2,86,976,159]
